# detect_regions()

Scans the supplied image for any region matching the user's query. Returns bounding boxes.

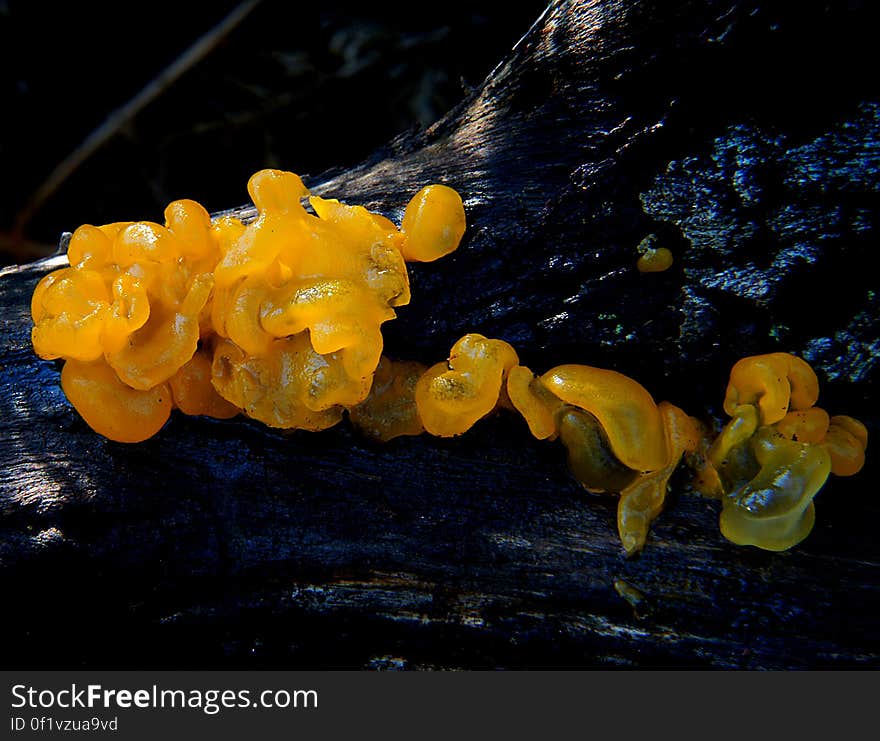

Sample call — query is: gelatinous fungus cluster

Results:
[30,170,867,554]
[695,353,867,551]
[31,170,461,440]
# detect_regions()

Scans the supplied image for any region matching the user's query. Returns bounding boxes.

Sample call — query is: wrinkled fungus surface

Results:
[699,352,867,551]
[32,169,465,437]
[31,169,868,555]
[415,334,518,438]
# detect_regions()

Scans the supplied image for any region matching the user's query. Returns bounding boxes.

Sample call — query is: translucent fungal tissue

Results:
[415,334,519,438]
[348,357,427,442]
[507,361,699,554]
[698,353,867,551]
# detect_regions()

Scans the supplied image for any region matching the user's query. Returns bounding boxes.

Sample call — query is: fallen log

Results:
[1,0,878,668]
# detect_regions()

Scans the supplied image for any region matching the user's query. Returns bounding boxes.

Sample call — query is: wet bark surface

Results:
[1,0,878,668]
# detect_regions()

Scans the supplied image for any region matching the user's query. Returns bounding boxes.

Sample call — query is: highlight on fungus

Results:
[30,169,867,555]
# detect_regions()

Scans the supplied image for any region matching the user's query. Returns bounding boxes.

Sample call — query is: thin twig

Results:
[12,0,262,237]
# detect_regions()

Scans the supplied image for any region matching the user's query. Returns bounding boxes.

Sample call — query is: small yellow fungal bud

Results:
[636,247,673,273]
[400,184,466,262]
[635,234,673,273]
[415,334,518,437]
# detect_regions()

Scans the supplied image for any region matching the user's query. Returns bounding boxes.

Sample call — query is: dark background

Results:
[0,0,545,265]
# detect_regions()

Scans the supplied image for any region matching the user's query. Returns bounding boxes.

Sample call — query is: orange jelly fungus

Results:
[539,365,669,473]
[635,234,673,273]
[507,359,699,554]
[399,185,466,262]
[616,402,700,555]
[415,334,519,437]
[701,352,867,551]
[723,352,819,425]
[30,167,869,556]
[505,365,562,440]
[31,169,466,441]
[822,415,868,476]
[61,359,172,444]
[636,246,673,273]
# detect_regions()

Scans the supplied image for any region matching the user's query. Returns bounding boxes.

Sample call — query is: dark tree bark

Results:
[1,0,878,668]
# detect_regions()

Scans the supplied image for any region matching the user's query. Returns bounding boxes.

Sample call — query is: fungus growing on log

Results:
[30,193,869,557]
[698,353,867,551]
[4,0,879,669]
[30,169,466,436]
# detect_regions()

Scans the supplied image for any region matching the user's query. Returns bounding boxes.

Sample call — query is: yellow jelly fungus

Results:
[772,407,830,444]
[211,336,346,431]
[107,273,213,390]
[399,184,466,262]
[415,334,519,437]
[830,414,869,449]
[636,247,673,273]
[723,352,819,425]
[617,402,700,555]
[31,268,112,361]
[507,359,698,552]
[164,199,219,263]
[212,170,309,289]
[348,357,427,442]
[101,274,151,355]
[28,165,871,557]
[540,365,668,472]
[208,169,432,418]
[61,358,172,443]
[822,415,868,476]
[168,347,240,419]
[67,224,113,270]
[719,428,831,552]
[31,169,465,442]
[557,407,639,493]
[702,352,867,551]
[506,365,565,440]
